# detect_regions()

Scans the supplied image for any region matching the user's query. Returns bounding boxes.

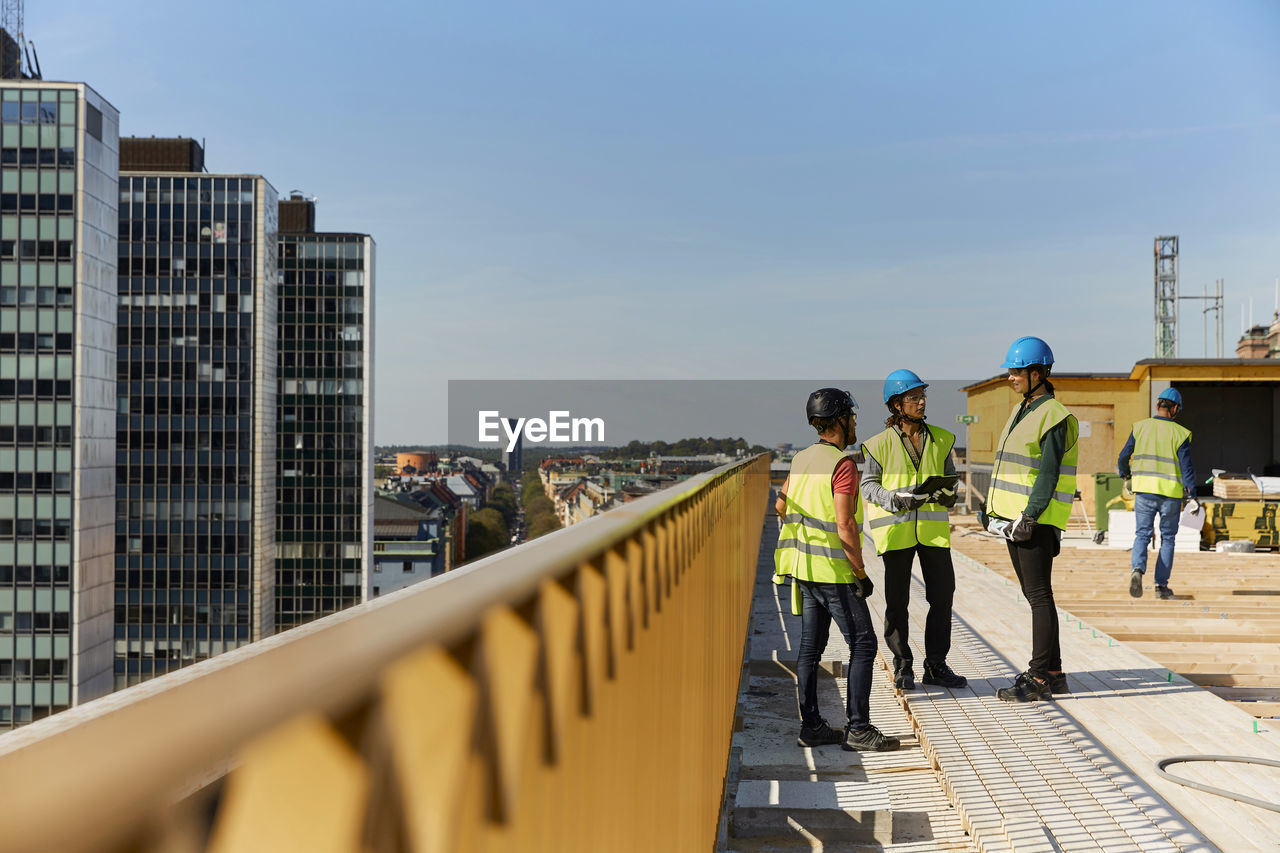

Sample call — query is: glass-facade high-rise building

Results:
[275,199,373,630]
[0,81,119,728]
[114,148,277,688]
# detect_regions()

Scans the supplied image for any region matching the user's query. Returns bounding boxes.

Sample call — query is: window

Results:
[86,103,103,141]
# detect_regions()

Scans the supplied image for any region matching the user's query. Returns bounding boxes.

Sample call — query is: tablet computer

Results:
[912,474,959,496]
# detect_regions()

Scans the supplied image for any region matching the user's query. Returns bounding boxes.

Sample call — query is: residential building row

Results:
[537,454,734,527]
[373,456,507,592]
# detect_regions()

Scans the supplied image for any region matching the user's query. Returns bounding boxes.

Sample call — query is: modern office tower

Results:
[275,194,373,630]
[0,81,119,728]
[115,138,277,689]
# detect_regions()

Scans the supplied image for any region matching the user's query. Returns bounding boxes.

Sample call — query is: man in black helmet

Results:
[774,388,901,753]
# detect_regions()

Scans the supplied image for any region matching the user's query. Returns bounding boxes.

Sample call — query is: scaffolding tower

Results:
[1,0,24,78]
[1154,236,1178,358]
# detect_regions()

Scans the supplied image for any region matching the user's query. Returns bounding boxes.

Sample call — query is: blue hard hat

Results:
[883,369,928,404]
[1001,336,1055,369]
[1157,387,1183,408]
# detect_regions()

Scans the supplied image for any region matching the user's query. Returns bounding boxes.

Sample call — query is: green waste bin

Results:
[1094,472,1125,532]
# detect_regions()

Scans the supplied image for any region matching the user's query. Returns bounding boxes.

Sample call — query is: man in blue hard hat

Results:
[774,388,900,753]
[860,369,967,691]
[981,336,1078,702]
[1118,387,1197,600]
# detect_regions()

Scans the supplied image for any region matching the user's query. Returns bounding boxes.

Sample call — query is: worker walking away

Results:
[774,388,900,752]
[1118,387,1197,600]
[860,369,967,691]
[979,337,1078,702]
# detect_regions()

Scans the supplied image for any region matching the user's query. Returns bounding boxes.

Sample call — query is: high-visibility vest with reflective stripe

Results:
[774,442,863,587]
[988,398,1079,530]
[860,425,954,555]
[1130,417,1191,498]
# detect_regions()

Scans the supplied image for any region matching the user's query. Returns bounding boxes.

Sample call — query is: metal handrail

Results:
[0,454,771,853]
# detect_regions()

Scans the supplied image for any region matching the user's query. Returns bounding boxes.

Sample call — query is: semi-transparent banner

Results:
[447,379,979,453]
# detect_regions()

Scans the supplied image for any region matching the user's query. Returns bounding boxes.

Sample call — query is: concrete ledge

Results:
[732,780,893,840]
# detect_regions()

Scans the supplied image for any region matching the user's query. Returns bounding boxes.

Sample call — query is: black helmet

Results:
[806,388,856,422]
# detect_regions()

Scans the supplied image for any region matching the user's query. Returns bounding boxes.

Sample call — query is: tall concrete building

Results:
[0,81,119,727]
[274,195,373,629]
[114,139,277,689]
[504,417,523,477]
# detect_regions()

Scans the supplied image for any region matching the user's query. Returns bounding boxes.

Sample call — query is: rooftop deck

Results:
[724,505,1280,852]
[3,463,1278,852]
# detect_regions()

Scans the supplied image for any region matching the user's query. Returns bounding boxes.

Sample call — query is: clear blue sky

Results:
[30,0,1280,443]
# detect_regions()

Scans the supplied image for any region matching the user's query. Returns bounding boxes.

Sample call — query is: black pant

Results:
[1005,525,1062,676]
[795,579,878,730]
[881,545,955,669]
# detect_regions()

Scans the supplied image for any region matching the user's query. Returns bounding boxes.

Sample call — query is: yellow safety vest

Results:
[774,442,864,614]
[860,425,954,555]
[988,397,1079,530]
[1130,417,1191,498]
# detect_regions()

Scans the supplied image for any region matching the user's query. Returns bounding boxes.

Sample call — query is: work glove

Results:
[893,491,927,512]
[1185,498,1201,514]
[1122,477,1132,493]
[1005,512,1037,543]
[852,573,874,600]
[931,486,958,507]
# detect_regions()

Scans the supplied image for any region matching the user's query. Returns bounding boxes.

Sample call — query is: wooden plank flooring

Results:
[921,525,1280,850]
[863,561,1220,851]
[949,516,1280,727]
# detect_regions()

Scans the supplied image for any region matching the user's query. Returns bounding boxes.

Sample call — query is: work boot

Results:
[796,720,844,748]
[843,723,900,752]
[1048,672,1069,694]
[922,660,968,689]
[1129,570,1143,599]
[996,671,1053,703]
[1155,584,1174,600]
[892,659,915,690]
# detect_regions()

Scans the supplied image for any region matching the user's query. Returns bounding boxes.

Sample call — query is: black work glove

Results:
[931,486,958,508]
[1006,512,1038,543]
[852,574,874,599]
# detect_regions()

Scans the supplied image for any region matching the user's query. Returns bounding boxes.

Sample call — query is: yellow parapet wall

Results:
[0,456,772,853]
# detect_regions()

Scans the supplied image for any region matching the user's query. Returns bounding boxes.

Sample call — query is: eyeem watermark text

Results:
[477,411,605,451]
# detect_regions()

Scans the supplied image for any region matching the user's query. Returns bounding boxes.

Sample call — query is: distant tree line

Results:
[597,437,769,459]
[376,445,504,462]
[465,479,517,561]
[522,472,562,539]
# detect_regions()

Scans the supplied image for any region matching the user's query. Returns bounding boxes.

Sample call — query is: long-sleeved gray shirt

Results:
[861,424,959,512]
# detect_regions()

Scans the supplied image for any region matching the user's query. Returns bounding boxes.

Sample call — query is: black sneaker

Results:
[1129,570,1143,598]
[797,720,844,748]
[922,660,968,689]
[893,660,915,690]
[1155,584,1174,600]
[996,671,1053,703]
[1048,672,1069,694]
[843,723,900,752]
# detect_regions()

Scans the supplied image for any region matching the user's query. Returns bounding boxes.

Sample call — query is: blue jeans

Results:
[1132,492,1181,586]
[795,579,877,731]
